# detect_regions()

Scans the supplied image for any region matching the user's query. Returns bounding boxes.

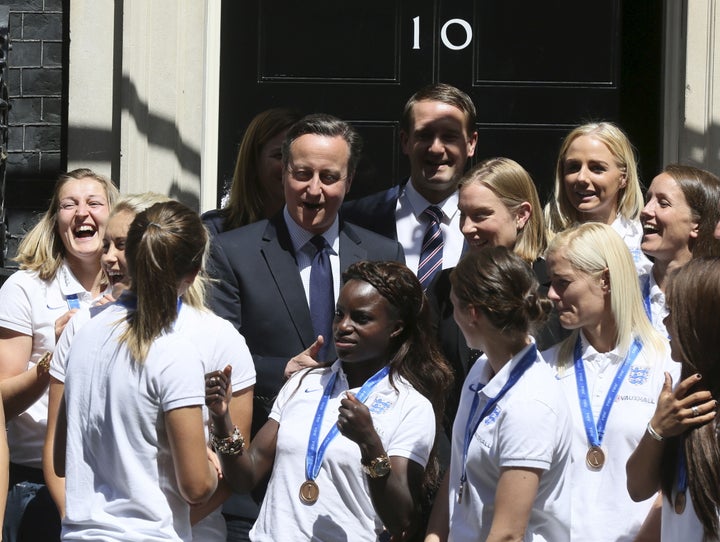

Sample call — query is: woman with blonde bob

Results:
[544,122,650,273]
[627,258,720,542]
[428,157,564,433]
[542,222,677,541]
[0,168,118,541]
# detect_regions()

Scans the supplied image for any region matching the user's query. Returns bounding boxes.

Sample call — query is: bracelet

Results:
[646,422,665,441]
[210,424,245,456]
[37,352,52,373]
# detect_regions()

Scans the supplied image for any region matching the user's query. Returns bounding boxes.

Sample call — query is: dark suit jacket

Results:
[207,213,405,434]
[341,183,405,241]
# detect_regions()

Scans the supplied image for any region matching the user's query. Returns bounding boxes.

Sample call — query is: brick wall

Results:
[2,0,65,273]
[6,0,64,177]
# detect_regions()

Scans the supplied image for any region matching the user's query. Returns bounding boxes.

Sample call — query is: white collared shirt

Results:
[395,180,464,276]
[283,207,341,309]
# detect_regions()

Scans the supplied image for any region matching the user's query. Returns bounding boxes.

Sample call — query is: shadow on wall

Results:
[679,124,720,177]
[66,74,202,208]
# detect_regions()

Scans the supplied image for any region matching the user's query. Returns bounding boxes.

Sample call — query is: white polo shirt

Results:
[251,360,435,541]
[0,263,108,467]
[543,334,679,542]
[447,343,572,542]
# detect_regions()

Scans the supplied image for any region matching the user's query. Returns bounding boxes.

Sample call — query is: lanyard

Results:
[574,336,642,447]
[116,292,183,314]
[641,274,651,320]
[674,439,688,513]
[66,294,81,310]
[305,365,390,482]
[458,344,537,501]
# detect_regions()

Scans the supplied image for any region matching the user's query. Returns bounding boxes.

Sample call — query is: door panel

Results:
[218,0,661,205]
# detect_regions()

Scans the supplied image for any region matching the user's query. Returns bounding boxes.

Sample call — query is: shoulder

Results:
[341,221,402,255]
[343,185,401,210]
[201,208,227,237]
[0,269,44,292]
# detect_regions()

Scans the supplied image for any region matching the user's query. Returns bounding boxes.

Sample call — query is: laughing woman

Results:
[0,168,118,541]
[206,261,452,541]
[639,164,720,336]
[542,223,678,542]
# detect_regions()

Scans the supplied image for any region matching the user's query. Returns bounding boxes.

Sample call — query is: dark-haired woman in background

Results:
[426,247,571,542]
[639,164,720,336]
[203,107,302,235]
[627,257,720,542]
[206,261,452,541]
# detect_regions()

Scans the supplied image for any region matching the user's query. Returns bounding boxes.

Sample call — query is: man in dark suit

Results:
[208,113,404,433]
[343,83,477,288]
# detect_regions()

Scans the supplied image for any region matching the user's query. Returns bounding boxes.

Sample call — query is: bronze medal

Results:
[586,445,605,470]
[299,480,319,505]
[674,492,686,514]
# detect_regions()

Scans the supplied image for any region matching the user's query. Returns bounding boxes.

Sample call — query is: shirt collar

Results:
[477,339,536,398]
[283,206,340,255]
[402,180,459,223]
[578,329,624,366]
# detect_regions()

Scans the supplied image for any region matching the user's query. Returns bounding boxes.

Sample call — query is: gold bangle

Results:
[37,352,52,373]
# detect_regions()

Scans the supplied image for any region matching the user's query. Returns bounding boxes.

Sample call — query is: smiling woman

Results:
[544,122,650,275]
[205,260,452,541]
[0,168,119,541]
[638,164,720,336]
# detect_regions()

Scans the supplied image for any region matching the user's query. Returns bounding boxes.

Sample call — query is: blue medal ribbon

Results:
[675,439,688,512]
[458,343,537,503]
[305,364,391,482]
[574,336,642,449]
[641,274,651,320]
[66,293,81,310]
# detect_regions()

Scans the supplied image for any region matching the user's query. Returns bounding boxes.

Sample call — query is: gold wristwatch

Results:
[362,454,391,478]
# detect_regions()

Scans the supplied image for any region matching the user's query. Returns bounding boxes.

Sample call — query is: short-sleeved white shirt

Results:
[0,263,108,467]
[543,334,680,542]
[447,343,572,542]
[662,490,715,542]
[250,360,436,542]
[52,298,256,541]
[639,268,668,338]
[62,302,208,542]
[611,215,653,276]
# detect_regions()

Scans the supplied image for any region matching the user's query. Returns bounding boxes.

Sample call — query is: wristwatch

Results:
[362,454,392,478]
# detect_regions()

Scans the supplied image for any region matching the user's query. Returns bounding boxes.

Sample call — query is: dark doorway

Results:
[217,0,662,206]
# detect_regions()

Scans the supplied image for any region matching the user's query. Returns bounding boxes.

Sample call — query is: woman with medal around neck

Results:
[542,222,677,542]
[206,261,452,541]
[425,246,572,542]
[626,257,720,541]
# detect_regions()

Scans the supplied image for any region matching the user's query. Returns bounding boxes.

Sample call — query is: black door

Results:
[218,0,662,205]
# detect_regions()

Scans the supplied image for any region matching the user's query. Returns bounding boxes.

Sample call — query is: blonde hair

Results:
[14,168,120,280]
[458,157,547,263]
[546,223,665,368]
[545,122,643,235]
[110,192,208,310]
[119,201,208,363]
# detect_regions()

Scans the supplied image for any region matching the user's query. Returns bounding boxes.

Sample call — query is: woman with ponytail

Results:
[627,257,720,541]
[55,201,238,541]
[425,247,572,542]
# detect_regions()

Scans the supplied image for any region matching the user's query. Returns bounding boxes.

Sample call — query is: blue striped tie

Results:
[309,235,334,361]
[418,206,444,290]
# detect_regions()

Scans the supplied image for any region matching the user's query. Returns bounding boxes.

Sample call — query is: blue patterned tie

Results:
[309,235,334,361]
[418,206,444,290]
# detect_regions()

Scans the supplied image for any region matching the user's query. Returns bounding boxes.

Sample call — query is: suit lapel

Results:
[260,217,315,345]
[338,222,368,280]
